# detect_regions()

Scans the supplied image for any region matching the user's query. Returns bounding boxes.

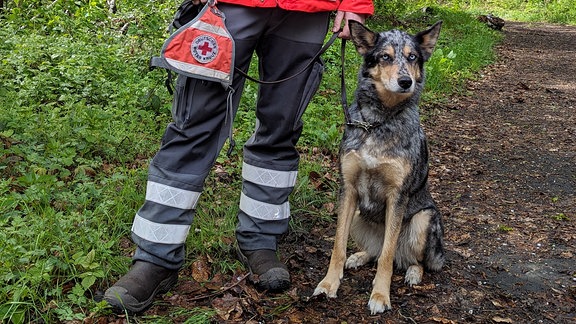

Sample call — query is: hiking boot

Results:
[104,261,178,314]
[237,248,291,292]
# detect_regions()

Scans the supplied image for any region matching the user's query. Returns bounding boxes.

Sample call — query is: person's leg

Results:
[236,8,330,291]
[104,77,241,314]
[104,4,270,313]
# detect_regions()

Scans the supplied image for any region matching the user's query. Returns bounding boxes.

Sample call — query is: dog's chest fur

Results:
[342,105,424,172]
[340,104,427,223]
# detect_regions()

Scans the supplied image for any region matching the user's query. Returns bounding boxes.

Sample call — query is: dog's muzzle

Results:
[398,76,413,90]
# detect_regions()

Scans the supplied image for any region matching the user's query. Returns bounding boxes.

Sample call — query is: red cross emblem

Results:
[191,35,218,64]
[198,41,213,56]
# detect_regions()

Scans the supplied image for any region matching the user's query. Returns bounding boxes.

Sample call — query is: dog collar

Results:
[346,119,381,132]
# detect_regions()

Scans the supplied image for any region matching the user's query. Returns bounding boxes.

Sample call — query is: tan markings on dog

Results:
[364,154,413,313]
[312,151,363,298]
[368,291,391,315]
[349,23,378,55]
[369,46,413,107]
[358,141,411,184]
[376,156,411,189]
[370,195,404,314]
[341,150,364,188]
[403,45,422,82]
[408,210,431,260]
[357,33,377,55]
[395,209,432,269]
[363,135,407,158]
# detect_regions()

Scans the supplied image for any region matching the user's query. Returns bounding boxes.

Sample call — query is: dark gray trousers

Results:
[131,4,330,269]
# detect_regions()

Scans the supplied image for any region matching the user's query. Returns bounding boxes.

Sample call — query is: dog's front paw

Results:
[368,292,392,314]
[313,278,340,298]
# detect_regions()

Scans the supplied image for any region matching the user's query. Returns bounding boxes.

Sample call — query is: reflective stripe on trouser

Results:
[131,4,330,268]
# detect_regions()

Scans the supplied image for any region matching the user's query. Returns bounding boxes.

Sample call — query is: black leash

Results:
[340,38,351,124]
[340,39,380,132]
[235,30,343,85]
[237,31,353,129]
[238,29,355,130]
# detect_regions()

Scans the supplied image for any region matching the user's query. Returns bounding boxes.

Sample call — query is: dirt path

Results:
[419,21,576,323]
[112,22,576,324]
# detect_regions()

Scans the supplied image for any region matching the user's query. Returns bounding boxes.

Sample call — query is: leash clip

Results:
[347,120,376,132]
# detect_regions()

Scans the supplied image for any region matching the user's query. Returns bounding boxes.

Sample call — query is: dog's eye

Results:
[407,54,417,61]
[380,54,392,62]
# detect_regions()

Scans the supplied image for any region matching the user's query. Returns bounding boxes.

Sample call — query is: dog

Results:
[313,20,445,314]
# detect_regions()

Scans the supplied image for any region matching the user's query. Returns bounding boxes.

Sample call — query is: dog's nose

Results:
[398,76,413,90]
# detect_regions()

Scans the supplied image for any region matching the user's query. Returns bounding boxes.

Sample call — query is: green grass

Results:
[0,0,574,322]
[455,0,576,25]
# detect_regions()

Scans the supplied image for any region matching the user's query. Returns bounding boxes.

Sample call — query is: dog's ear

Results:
[349,20,378,55]
[415,20,442,61]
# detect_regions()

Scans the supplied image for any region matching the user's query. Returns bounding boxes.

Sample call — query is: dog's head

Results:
[349,20,442,108]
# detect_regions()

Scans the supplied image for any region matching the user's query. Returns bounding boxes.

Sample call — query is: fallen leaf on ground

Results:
[492,316,513,323]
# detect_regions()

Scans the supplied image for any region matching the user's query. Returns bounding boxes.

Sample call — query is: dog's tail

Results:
[424,209,445,271]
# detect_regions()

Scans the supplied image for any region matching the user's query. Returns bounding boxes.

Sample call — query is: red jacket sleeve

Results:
[338,0,374,16]
[220,0,374,15]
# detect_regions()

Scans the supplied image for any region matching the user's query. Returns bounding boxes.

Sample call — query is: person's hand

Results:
[192,0,217,5]
[332,11,367,39]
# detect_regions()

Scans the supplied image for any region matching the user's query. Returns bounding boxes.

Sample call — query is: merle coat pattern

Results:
[313,20,445,314]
